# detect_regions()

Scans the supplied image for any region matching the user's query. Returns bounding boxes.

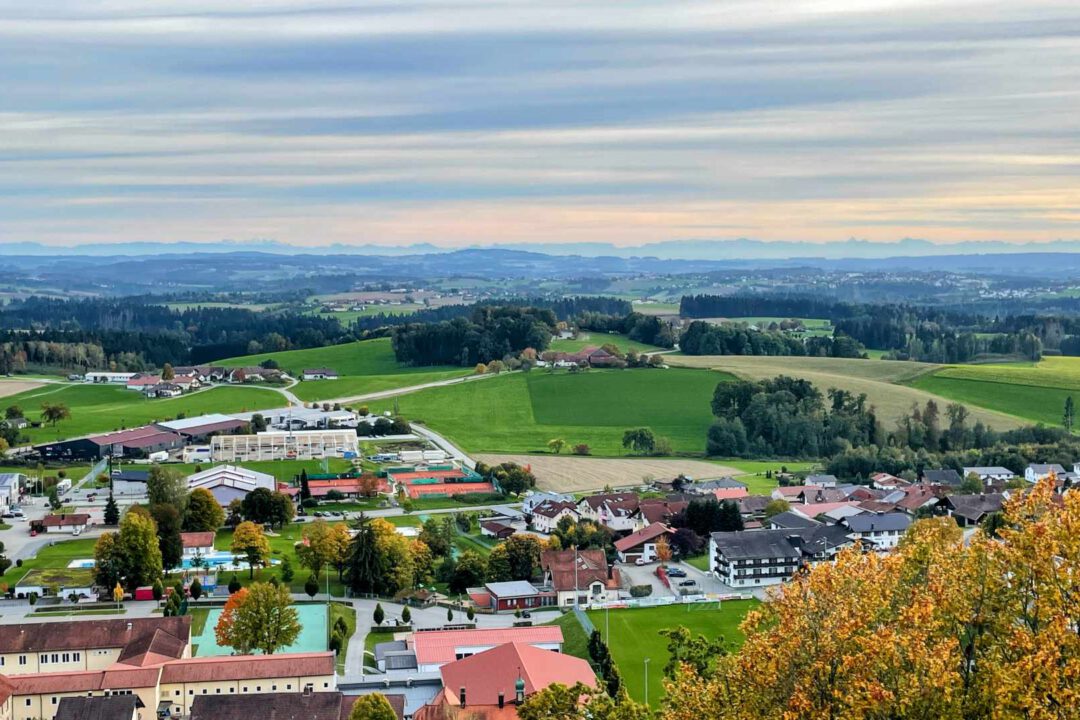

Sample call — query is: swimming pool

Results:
[191,603,328,656]
[67,552,280,571]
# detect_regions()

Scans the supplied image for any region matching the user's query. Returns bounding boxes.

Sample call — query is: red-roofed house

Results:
[613,523,674,564]
[411,626,564,673]
[180,532,215,557]
[415,642,596,720]
[38,513,90,534]
[712,487,749,501]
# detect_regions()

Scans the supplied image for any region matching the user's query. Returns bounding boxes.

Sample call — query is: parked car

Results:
[635,557,648,566]
[677,579,696,587]
[1,513,13,519]
[666,567,687,578]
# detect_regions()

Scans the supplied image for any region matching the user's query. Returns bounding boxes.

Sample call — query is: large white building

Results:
[187,465,276,505]
[211,430,359,462]
[0,473,24,512]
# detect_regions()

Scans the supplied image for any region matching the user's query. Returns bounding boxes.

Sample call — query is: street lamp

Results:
[643,657,650,706]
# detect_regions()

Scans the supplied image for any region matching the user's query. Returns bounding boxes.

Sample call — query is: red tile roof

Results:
[540,549,614,592]
[438,642,596,707]
[180,531,215,549]
[390,470,468,483]
[712,487,749,501]
[159,651,332,686]
[411,627,564,666]
[0,617,191,655]
[613,523,672,553]
[9,667,162,695]
[40,513,90,528]
[0,674,14,705]
[160,652,334,684]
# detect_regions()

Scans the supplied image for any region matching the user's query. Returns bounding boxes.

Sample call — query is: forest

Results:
[391,305,557,366]
[350,296,630,332]
[679,321,865,357]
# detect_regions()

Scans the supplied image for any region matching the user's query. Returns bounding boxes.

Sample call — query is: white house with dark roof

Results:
[1026,464,1067,483]
[841,512,912,550]
[963,466,1016,484]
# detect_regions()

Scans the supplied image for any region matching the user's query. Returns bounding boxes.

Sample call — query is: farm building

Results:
[480,520,516,539]
[302,368,339,380]
[230,407,359,430]
[37,425,185,462]
[83,372,137,384]
[37,513,90,535]
[156,413,248,441]
[210,430,359,462]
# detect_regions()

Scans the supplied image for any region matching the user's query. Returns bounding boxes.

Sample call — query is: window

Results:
[174,691,180,697]
[323,683,329,689]
[51,698,57,706]
[272,685,277,691]
[25,699,31,707]
[242,687,248,693]
[40,655,48,665]
[215,689,221,694]
[73,653,80,662]
[62,653,70,663]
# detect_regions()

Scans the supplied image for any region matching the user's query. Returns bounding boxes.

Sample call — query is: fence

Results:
[583,592,752,611]
[573,607,595,634]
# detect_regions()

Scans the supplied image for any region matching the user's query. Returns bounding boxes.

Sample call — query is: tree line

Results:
[391,305,557,366]
[679,321,865,358]
[349,296,631,333]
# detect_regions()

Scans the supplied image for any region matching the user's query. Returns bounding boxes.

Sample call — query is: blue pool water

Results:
[68,552,279,571]
[192,603,328,656]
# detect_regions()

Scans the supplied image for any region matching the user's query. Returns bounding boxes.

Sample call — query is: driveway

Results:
[617,562,675,598]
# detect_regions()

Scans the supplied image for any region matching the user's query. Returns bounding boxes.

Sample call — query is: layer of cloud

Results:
[0,0,1078,247]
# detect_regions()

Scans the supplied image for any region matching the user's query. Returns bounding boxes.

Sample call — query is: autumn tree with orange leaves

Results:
[661,475,1080,720]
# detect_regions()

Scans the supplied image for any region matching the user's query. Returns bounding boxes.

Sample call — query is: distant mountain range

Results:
[3,237,1080,260]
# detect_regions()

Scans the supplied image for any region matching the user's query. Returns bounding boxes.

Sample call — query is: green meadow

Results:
[3,384,283,444]
[372,367,733,456]
[219,337,470,402]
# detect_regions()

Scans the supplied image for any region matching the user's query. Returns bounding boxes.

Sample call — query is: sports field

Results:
[910,357,1080,427]
[219,337,470,402]
[586,600,759,706]
[372,368,732,456]
[3,384,283,444]
[667,355,1022,431]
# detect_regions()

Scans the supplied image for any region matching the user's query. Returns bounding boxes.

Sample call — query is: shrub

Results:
[572,444,591,456]
[629,584,653,598]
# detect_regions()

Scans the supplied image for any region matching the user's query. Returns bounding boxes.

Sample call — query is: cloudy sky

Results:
[2,0,1078,249]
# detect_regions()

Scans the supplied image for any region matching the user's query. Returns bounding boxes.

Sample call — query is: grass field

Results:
[548,333,665,354]
[373,368,733,456]
[667,355,1022,431]
[2,384,284,444]
[219,337,470,402]
[546,612,590,661]
[631,302,681,316]
[313,304,426,323]
[909,357,1080,427]
[0,537,99,589]
[720,317,833,337]
[587,600,758,706]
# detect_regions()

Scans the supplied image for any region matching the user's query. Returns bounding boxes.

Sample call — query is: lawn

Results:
[716,460,820,495]
[720,317,833,337]
[0,537,99,589]
[373,368,733,456]
[219,337,470,402]
[587,601,759,706]
[548,333,665,355]
[5,384,283,444]
[330,601,357,673]
[546,611,591,661]
[213,522,353,596]
[313,304,426,323]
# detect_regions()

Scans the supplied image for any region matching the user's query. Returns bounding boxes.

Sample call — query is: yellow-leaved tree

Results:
[660,476,1080,720]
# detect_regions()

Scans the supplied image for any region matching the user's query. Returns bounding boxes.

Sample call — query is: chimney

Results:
[459,687,466,708]
[498,692,505,709]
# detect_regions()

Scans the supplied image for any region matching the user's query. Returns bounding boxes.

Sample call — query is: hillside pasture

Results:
[2,384,283,443]
[373,368,733,456]
[666,355,1022,431]
[218,337,471,402]
[548,332,666,354]
[909,357,1080,428]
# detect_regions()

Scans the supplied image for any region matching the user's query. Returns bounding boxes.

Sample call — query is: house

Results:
[414,642,596,720]
[805,474,839,488]
[613,523,673,564]
[1,417,28,430]
[147,382,183,398]
[841,512,911,550]
[893,485,942,515]
[227,367,287,384]
[0,473,24,512]
[190,690,404,720]
[709,525,853,588]
[963,466,1015,484]
[576,492,639,532]
[372,641,418,673]
[685,477,746,495]
[521,491,574,514]
[39,513,90,535]
[734,495,770,519]
[55,695,139,720]
[789,502,864,524]
[125,373,162,391]
[410,626,564,673]
[539,549,618,607]
[870,472,910,490]
[941,493,1007,527]
[922,469,963,487]
[478,581,548,614]
[528,500,579,534]
[180,532,216,557]
[480,521,516,539]
[302,368,339,380]
[635,497,689,526]
[1026,464,1067,483]
[767,511,821,530]
[186,465,276,506]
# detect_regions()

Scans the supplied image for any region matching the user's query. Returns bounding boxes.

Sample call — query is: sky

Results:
[1,0,1079,249]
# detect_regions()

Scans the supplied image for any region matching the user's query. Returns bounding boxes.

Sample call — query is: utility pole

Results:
[573,546,579,609]
[644,657,650,706]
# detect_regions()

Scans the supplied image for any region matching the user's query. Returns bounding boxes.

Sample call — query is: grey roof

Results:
[1028,464,1066,474]
[485,580,539,597]
[768,511,820,529]
[923,469,962,486]
[963,466,1014,476]
[799,525,854,555]
[56,695,139,720]
[383,651,419,670]
[946,493,1006,522]
[0,473,24,489]
[374,640,407,661]
[844,512,912,533]
[806,474,839,484]
[711,530,803,561]
[691,477,747,491]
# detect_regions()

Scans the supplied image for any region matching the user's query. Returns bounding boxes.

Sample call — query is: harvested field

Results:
[474,454,739,493]
[666,355,1023,431]
[0,380,44,398]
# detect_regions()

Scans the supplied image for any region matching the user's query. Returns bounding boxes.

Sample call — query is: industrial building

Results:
[210,430,359,462]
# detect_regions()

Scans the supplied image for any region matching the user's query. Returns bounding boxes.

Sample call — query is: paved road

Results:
[409,423,475,469]
[321,371,499,407]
